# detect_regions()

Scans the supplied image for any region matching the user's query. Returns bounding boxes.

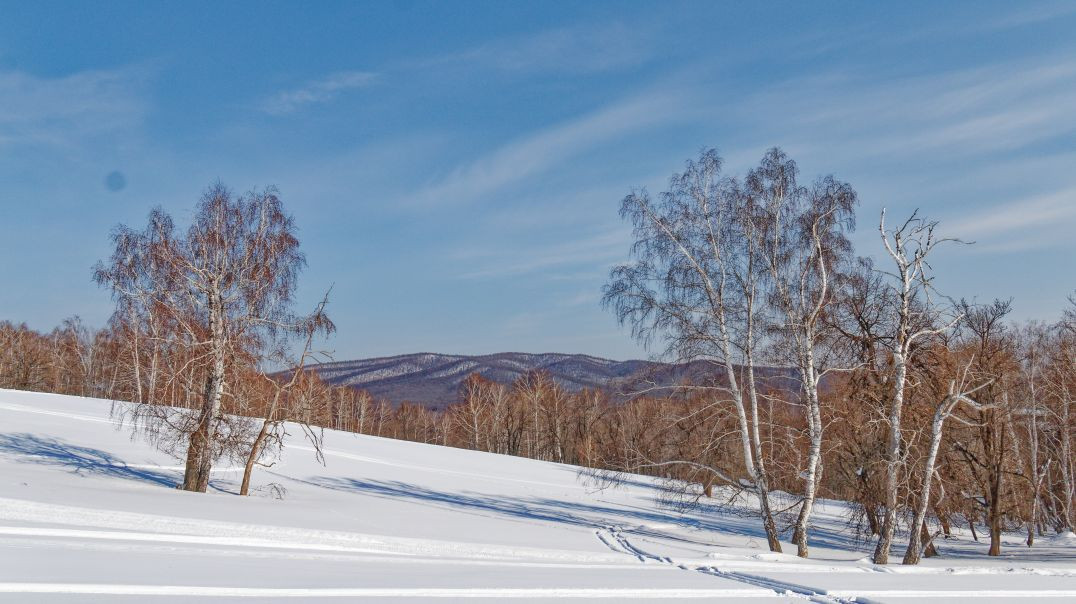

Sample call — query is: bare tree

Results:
[749,148,857,557]
[903,358,992,564]
[455,373,492,451]
[239,292,334,496]
[950,299,1022,557]
[872,209,962,564]
[604,149,784,551]
[1049,294,1076,530]
[95,183,309,493]
[1013,322,1052,547]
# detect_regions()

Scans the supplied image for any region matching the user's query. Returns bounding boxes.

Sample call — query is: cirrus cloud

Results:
[261,70,377,115]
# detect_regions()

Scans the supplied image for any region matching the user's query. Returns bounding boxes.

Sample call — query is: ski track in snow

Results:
[594,526,857,603]
[0,525,682,571]
[592,526,1076,602]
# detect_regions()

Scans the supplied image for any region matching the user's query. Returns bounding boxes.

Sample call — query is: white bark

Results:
[903,393,956,564]
[872,209,958,564]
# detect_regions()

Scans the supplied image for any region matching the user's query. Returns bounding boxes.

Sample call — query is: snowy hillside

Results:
[0,388,1074,602]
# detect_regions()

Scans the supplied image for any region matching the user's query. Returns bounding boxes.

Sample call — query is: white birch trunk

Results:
[903,395,955,564]
[790,324,824,558]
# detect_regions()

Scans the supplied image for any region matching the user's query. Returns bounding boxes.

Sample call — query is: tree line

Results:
[0,149,1072,565]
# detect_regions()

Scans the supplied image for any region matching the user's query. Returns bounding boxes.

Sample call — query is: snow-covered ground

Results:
[0,389,1073,602]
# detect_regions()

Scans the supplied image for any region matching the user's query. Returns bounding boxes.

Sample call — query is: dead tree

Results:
[872,209,962,564]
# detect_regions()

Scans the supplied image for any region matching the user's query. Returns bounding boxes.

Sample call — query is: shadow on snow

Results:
[301,475,792,550]
[0,432,227,493]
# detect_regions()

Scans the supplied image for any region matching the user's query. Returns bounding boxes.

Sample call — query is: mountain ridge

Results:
[306,352,798,408]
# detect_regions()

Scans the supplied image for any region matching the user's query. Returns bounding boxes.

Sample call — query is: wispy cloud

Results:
[408,89,692,207]
[0,67,146,150]
[967,2,1076,34]
[737,54,1076,254]
[944,187,1076,249]
[456,228,628,280]
[734,53,1076,169]
[428,22,652,75]
[874,2,1076,48]
[261,71,376,115]
[870,61,1076,156]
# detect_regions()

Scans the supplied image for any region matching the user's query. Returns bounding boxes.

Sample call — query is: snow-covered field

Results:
[0,389,1073,602]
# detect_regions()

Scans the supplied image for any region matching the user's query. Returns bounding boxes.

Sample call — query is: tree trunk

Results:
[904,397,952,564]
[240,420,271,496]
[938,511,951,537]
[791,402,821,558]
[746,363,783,553]
[131,329,143,404]
[988,511,1002,556]
[181,296,225,493]
[182,422,210,491]
[988,470,1003,556]
[907,521,940,565]
[987,429,1005,557]
[792,356,823,559]
[1061,396,1074,531]
[725,310,782,553]
[866,504,881,537]
[923,523,939,558]
[874,355,907,564]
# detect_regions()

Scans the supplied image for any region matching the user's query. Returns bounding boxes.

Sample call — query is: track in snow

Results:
[596,526,862,604]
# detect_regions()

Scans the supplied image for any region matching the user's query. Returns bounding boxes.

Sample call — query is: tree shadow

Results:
[305,476,1076,562]
[568,467,836,548]
[306,476,597,526]
[0,432,177,488]
[572,466,681,497]
[303,475,739,548]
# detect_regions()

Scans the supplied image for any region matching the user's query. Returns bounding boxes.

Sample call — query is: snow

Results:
[1053,531,1076,545]
[0,388,1074,602]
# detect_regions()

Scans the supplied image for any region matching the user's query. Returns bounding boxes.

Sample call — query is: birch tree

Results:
[871,209,961,564]
[604,149,783,551]
[749,148,857,557]
[95,183,310,493]
[902,358,992,564]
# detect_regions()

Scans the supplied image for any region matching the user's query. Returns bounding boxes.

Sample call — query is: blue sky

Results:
[1,1,1075,361]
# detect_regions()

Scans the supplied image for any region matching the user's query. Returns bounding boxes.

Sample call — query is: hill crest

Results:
[306,352,796,408]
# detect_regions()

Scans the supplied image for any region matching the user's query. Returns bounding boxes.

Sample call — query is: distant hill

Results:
[305,352,799,408]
